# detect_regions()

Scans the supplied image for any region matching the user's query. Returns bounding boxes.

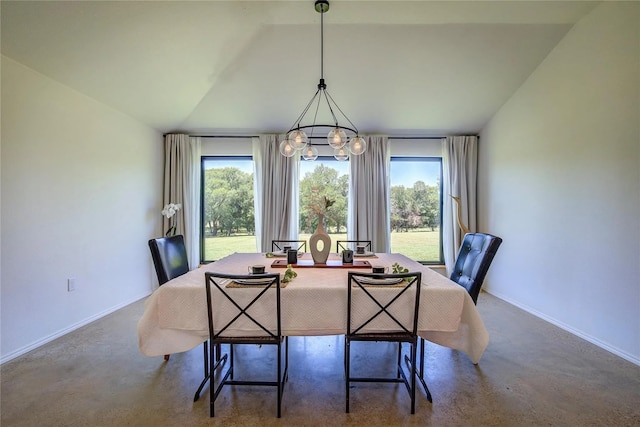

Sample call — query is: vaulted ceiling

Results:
[1,1,598,136]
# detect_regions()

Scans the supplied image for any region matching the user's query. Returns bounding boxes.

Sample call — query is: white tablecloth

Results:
[137,253,489,363]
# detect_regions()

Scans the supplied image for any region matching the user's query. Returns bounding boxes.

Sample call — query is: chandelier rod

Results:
[320,5,325,82]
[280,0,366,160]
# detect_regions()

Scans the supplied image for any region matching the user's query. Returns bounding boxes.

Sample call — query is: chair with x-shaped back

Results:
[336,240,372,253]
[193,272,289,418]
[271,240,307,253]
[345,270,424,414]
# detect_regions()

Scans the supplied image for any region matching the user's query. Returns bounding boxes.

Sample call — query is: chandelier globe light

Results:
[279,0,366,161]
[302,143,319,161]
[279,139,296,158]
[288,129,308,150]
[333,146,349,161]
[327,127,347,149]
[349,136,367,155]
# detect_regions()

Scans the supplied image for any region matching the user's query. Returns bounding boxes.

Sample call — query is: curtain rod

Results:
[171,134,449,140]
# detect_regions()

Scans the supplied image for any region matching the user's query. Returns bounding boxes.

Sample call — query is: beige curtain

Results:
[442,135,478,273]
[163,134,201,268]
[348,135,391,252]
[252,135,299,252]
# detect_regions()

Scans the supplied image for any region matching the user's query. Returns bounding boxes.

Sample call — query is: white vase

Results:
[309,213,331,264]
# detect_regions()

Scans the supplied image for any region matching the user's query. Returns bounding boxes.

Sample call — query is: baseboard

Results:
[485,290,640,367]
[0,292,151,365]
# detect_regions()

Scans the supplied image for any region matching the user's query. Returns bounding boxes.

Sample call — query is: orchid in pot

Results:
[161,203,181,236]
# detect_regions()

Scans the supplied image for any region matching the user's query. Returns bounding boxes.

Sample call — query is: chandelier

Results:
[279,0,366,161]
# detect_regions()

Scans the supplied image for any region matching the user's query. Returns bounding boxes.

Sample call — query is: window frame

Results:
[389,156,444,265]
[298,155,351,236]
[199,154,444,264]
[200,155,254,263]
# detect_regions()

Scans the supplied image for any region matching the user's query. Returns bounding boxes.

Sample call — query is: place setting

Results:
[353,245,376,258]
[351,265,412,286]
[224,264,296,288]
[268,245,305,257]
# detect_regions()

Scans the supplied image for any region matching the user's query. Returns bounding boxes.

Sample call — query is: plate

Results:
[356,277,404,286]
[354,251,375,257]
[232,277,276,285]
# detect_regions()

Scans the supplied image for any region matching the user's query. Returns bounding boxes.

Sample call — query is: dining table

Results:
[137,252,489,364]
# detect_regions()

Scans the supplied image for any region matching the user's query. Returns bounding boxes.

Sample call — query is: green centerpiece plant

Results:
[282,264,297,283]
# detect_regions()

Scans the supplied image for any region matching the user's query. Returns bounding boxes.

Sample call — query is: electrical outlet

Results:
[67,278,76,292]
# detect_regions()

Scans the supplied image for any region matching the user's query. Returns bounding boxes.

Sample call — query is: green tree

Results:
[390,180,440,232]
[409,180,440,231]
[422,182,440,230]
[299,164,348,234]
[203,167,254,236]
[391,185,410,232]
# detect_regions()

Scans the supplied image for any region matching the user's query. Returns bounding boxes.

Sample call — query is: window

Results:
[390,157,443,264]
[200,156,256,262]
[199,145,443,264]
[299,157,349,243]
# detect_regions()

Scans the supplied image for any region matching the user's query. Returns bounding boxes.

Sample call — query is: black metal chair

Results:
[148,235,191,362]
[345,271,423,414]
[414,232,503,398]
[271,240,307,253]
[336,240,372,253]
[194,272,288,418]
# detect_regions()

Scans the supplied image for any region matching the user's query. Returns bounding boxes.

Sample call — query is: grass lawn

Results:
[203,228,441,263]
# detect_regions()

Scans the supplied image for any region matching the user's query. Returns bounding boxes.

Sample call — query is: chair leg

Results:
[194,341,229,403]
[229,344,234,380]
[345,337,351,413]
[410,342,417,414]
[193,342,210,402]
[406,337,432,402]
[419,338,425,383]
[285,336,289,383]
[204,341,209,378]
[277,340,282,418]
[210,342,215,418]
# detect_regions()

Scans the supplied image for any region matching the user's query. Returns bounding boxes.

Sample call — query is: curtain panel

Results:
[252,135,300,252]
[442,135,477,273]
[348,135,391,253]
[163,134,201,269]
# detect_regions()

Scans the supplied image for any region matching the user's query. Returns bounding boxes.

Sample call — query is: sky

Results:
[301,158,440,187]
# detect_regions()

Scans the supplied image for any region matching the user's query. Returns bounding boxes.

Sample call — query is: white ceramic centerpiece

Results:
[308,196,334,264]
[310,213,331,264]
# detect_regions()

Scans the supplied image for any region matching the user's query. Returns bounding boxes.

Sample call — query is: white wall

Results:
[1,56,164,362]
[478,2,639,364]
[200,136,444,157]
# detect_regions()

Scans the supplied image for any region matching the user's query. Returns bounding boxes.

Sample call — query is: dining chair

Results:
[336,240,372,253]
[148,235,191,362]
[450,233,503,304]
[271,240,307,253]
[149,234,220,400]
[194,272,288,418]
[414,232,503,398]
[345,271,423,414]
[148,235,190,287]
